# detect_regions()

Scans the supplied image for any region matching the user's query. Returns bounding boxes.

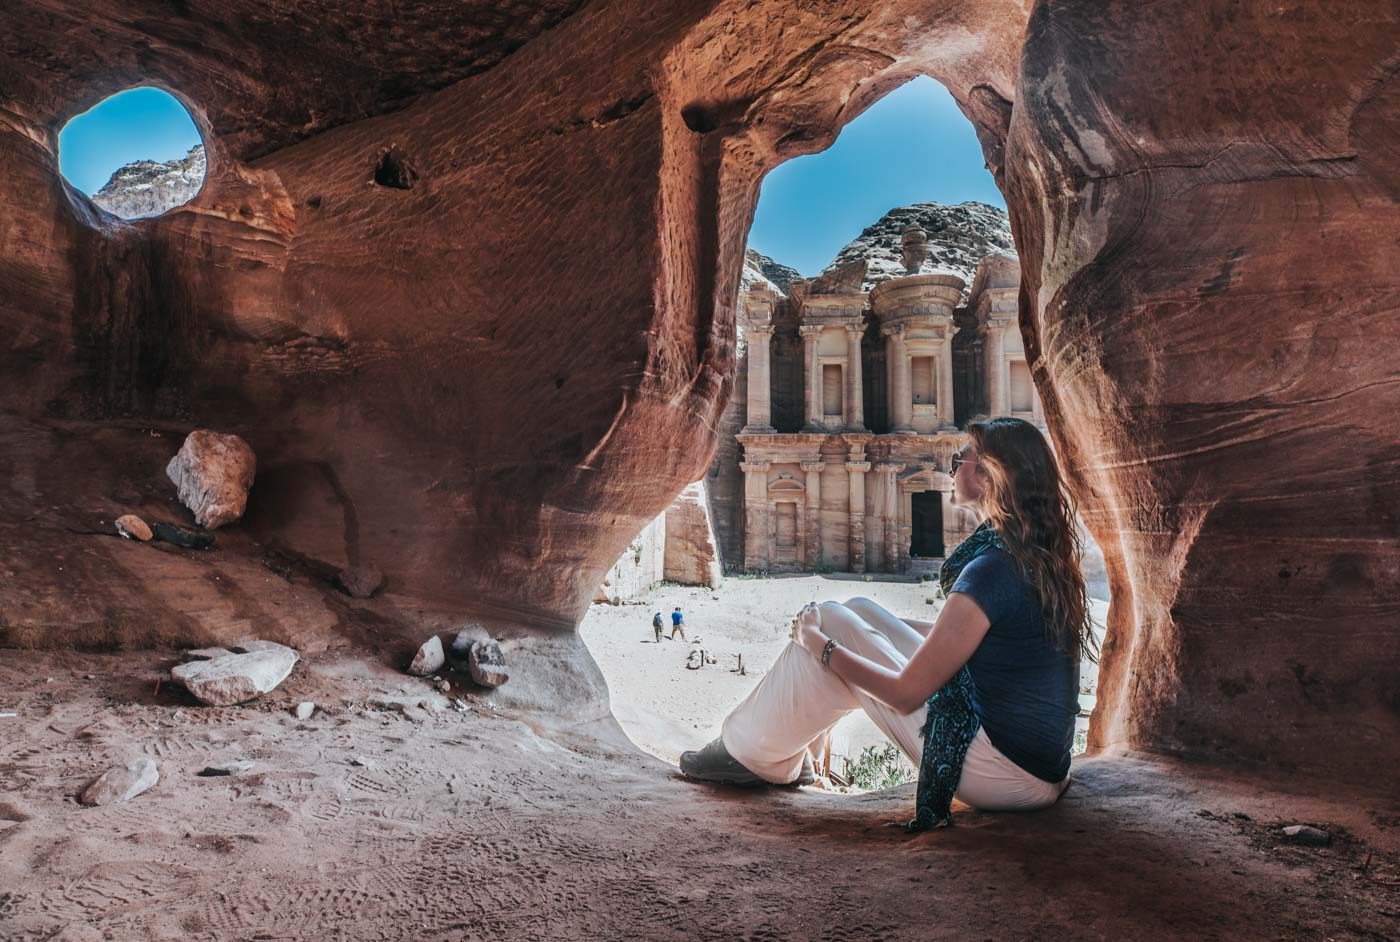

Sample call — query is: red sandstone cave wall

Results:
[0,0,1027,632]
[1006,0,1400,778]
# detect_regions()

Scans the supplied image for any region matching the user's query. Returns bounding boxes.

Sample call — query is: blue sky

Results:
[747,76,1004,276]
[58,86,202,195]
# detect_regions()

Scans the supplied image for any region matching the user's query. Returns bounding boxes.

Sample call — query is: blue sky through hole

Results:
[747,76,1004,276]
[58,87,202,196]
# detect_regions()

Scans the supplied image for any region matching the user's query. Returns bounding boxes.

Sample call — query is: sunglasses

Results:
[950,453,977,474]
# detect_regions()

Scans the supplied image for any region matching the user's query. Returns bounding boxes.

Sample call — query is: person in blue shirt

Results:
[669,606,687,641]
[682,417,1096,817]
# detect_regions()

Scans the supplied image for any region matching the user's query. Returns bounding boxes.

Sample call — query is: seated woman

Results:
[680,416,1096,828]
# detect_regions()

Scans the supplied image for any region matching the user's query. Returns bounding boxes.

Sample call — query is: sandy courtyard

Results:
[581,576,1106,776]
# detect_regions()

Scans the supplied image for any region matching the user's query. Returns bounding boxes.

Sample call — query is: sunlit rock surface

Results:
[91,145,206,219]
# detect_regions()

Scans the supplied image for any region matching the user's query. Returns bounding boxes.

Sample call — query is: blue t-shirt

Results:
[672,610,683,626]
[951,549,1080,783]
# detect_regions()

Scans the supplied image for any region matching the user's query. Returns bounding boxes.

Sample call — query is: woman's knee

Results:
[817,601,871,644]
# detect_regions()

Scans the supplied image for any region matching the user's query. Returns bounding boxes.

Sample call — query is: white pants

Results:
[721,597,1069,812]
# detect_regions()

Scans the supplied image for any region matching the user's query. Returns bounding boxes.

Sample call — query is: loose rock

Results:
[171,642,299,706]
[468,639,509,688]
[335,565,383,599]
[166,430,257,529]
[197,759,253,777]
[80,757,158,806]
[351,756,373,767]
[1281,824,1331,846]
[151,521,215,550]
[449,629,476,659]
[114,514,153,542]
[407,635,444,676]
[294,701,315,720]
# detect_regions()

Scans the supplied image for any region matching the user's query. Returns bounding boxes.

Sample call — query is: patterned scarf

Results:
[906,520,1004,831]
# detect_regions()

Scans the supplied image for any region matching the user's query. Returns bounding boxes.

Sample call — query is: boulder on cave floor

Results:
[79,757,158,806]
[468,640,509,688]
[407,635,444,676]
[166,430,256,529]
[171,641,299,706]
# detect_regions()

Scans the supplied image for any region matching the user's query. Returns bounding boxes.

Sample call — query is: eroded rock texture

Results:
[1005,1,1400,778]
[0,0,1395,777]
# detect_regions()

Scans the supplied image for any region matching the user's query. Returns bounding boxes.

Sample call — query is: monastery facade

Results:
[728,228,1043,575]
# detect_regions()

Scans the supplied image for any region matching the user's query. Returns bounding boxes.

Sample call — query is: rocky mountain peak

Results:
[741,248,801,297]
[822,200,1014,293]
[89,144,206,220]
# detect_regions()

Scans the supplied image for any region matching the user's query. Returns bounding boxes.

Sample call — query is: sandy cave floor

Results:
[2,644,1399,941]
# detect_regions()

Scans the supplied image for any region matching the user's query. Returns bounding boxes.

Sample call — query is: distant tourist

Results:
[670,606,687,641]
[652,611,664,643]
[680,417,1096,830]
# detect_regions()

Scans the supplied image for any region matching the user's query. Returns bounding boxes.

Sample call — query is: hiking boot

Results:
[679,738,815,787]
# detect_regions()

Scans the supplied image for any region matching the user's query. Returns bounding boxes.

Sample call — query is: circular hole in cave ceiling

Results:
[57,86,206,220]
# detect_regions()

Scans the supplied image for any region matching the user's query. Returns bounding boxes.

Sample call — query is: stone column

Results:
[938,336,955,429]
[889,328,913,432]
[740,460,771,572]
[986,325,1007,416]
[800,326,823,431]
[844,324,865,431]
[877,463,902,573]
[801,460,824,569]
[846,461,870,573]
[744,326,774,431]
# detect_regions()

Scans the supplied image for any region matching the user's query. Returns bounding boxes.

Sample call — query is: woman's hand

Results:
[791,602,828,659]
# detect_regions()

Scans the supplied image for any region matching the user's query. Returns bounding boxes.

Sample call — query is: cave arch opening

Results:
[56,85,207,220]
[583,74,1107,789]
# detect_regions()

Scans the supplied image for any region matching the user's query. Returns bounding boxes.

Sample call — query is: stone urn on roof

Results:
[900,224,929,274]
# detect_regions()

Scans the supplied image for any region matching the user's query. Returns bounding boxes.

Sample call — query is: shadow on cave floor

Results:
[1,647,1397,942]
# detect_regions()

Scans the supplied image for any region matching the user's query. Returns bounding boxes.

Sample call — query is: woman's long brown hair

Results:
[967,417,1097,661]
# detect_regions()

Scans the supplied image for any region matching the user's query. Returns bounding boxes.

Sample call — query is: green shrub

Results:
[842,742,917,791]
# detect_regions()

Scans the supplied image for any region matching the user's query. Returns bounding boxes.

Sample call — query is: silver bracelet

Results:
[820,638,838,668]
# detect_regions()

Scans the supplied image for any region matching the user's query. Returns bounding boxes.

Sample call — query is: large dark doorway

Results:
[909,491,944,558]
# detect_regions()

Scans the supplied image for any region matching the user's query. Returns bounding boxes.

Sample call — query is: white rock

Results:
[294,701,315,720]
[171,643,298,706]
[80,757,158,806]
[1281,824,1331,846]
[197,759,253,776]
[468,640,509,688]
[449,629,476,659]
[407,636,444,676]
[165,430,256,529]
[351,756,373,767]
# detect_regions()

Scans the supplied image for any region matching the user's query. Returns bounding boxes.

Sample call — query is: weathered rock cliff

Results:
[91,145,206,219]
